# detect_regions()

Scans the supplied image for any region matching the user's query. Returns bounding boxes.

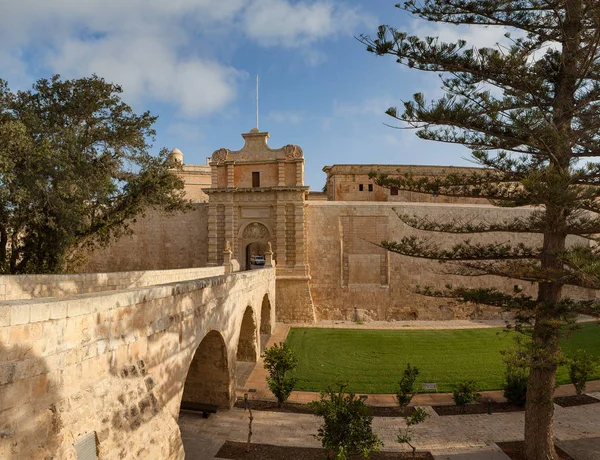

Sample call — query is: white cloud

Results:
[410,20,511,50]
[243,0,372,47]
[0,0,372,117]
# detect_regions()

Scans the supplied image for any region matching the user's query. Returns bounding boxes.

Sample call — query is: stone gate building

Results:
[84,128,597,322]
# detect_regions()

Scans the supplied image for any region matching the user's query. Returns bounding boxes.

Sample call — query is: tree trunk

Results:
[524,231,565,460]
[524,317,560,460]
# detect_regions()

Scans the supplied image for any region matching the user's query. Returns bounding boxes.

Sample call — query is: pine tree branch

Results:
[382,236,539,261]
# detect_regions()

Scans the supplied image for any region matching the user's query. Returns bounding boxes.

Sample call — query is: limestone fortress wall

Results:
[83,130,598,321]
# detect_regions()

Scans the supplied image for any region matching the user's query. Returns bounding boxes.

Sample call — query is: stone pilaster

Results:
[211,165,218,188]
[294,203,306,270]
[223,196,235,254]
[227,164,234,187]
[275,202,287,266]
[207,202,218,265]
[278,162,285,186]
[295,161,303,186]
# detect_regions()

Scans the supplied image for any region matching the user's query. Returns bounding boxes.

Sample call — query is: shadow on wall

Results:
[0,342,59,459]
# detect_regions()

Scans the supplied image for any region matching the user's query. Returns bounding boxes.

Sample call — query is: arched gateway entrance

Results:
[240,222,271,270]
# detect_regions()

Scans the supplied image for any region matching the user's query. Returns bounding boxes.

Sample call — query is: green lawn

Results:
[285,322,600,394]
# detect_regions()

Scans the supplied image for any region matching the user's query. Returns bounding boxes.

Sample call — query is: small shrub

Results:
[397,407,430,459]
[501,337,531,407]
[396,363,420,408]
[262,342,298,407]
[504,370,528,407]
[569,349,599,395]
[452,380,478,412]
[310,383,383,460]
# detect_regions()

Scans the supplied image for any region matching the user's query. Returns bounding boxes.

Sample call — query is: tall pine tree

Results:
[360,1,600,459]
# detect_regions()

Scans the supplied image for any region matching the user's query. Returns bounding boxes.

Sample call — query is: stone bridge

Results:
[0,267,276,459]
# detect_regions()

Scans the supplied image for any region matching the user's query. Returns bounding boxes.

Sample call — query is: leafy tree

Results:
[262,342,298,407]
[360,1,600,458]
[568,348,599,395]
[396,363,420,407]
[0,75,190,274]
[310,383,383,460]
[396,407,430,460]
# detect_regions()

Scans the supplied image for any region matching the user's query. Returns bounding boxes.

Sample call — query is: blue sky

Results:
[1,0,509,189]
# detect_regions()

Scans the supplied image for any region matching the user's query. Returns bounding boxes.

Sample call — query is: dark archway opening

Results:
[180,330,231,410]
[260,294,272,352]
[245,242,267,270]
[236,306,258,362]
[235,306,258,392]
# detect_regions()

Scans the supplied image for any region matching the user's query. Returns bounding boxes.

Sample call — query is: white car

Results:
[250,255,265,265]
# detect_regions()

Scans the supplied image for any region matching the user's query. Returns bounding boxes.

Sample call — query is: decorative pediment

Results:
[210,130,304,163]
[283,144,303,159]
[211,148,230,163]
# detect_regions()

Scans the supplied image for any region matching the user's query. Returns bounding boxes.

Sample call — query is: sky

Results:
[0,0,512,190]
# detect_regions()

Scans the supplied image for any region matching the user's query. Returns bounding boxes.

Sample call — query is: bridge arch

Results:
[236,305,258,362]
[181,330,232,409]
[260,293,272,335]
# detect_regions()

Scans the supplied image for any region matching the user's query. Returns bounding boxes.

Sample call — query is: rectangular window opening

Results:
[252,172,260,188]
[359,184,364,191]
[390,187,398,196]
[368,184,373,192]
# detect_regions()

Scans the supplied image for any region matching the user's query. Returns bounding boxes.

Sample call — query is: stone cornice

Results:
[204,186,309,194]
[323,164,484,176]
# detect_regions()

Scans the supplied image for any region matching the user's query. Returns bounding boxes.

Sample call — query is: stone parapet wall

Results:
[306,201,596,321]
[0,266,224,301]
[0,268,275,459]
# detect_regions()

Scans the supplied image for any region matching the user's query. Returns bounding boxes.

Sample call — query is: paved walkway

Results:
[180,392,600,459]
[180,320,600,459]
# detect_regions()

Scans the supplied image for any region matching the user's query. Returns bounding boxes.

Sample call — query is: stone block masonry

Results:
[0,268,275,459]
[0,266,224,301]
[84,204,210,273]
[306,201,596,321]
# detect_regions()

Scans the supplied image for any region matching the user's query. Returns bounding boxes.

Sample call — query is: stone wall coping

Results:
[204,186,310,193]
[323,164,484,174]
[0,266,223,282]
[0,268,275,326]
[0,266,226,302]
[180,164,211,172]
[305,200,538,211]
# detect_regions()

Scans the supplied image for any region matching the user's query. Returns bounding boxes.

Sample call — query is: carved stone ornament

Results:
[283,144,303,159]
[211,148,230,163]
[224,240,231,252]
[242,222,269,240]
